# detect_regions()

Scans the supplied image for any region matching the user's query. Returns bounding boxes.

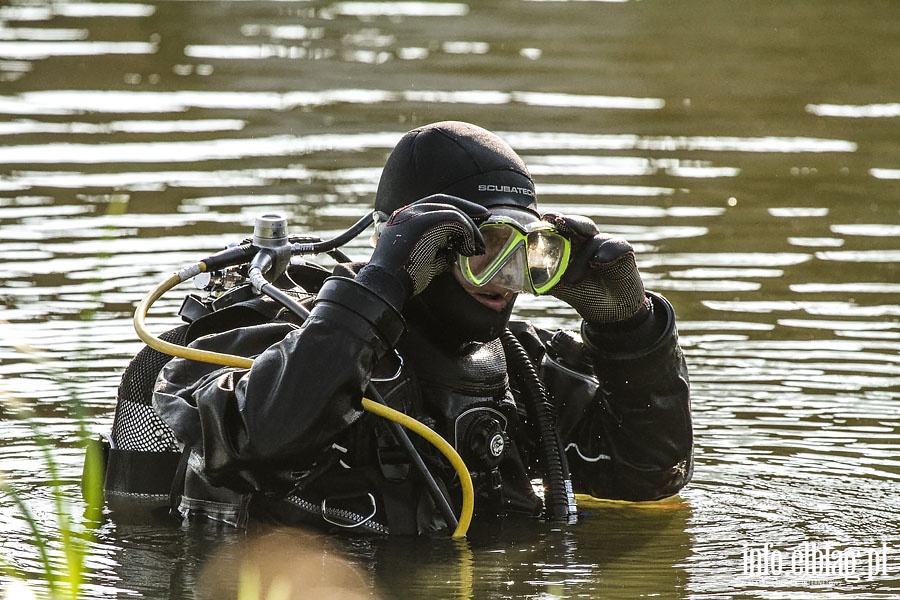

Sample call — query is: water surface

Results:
[1,1,898,598]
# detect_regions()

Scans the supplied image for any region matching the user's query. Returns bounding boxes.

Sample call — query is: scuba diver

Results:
[102,121,692,535]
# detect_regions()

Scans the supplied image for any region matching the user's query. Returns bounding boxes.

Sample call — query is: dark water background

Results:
[1,1,898,598]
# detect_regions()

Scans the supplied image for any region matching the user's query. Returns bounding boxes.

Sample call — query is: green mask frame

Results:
[458,215,571,295]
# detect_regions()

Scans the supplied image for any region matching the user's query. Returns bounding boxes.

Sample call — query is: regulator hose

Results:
[134,265,257,368]
[195,211,377,272]
[289,210,375,255]
[361,397,473,537]
[500,329,577,521]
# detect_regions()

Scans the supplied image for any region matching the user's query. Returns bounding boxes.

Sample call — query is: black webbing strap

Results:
[168,445,192,511]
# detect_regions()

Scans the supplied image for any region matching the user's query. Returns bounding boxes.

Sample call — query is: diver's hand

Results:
[541,213,648,325]
[368,194,489,297]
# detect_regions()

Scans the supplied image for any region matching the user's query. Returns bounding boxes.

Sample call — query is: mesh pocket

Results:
[111,326,188,452]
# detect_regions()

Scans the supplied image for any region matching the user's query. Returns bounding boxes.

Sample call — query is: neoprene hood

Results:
[374,121,538,216]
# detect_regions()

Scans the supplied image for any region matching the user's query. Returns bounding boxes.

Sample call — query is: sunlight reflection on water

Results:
[1,0,898,598]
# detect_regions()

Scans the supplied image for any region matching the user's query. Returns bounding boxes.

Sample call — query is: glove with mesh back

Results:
[364,194,489,300]
[541,212,649,326]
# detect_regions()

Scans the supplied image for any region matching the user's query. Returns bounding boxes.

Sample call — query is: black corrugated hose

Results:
[500,329,577,521]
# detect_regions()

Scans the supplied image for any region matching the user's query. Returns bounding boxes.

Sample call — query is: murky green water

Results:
[1,1,898,598]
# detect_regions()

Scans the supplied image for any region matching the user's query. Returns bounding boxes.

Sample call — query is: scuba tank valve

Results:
[249,213,292,287]
[253,213,288,248]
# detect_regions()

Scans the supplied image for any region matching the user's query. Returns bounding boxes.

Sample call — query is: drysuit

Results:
[104,262,692,535]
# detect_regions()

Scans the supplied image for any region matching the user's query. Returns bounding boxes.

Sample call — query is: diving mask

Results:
[458,214,571,295]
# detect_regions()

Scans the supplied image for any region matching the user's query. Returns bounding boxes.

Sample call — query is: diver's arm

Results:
[154,275,404,491]
[574,291,693,501]
[535,212,693,500]
[520,294,692,502]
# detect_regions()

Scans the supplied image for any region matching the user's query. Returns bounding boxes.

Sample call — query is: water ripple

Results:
[703,300,900,318]
[807,103,900,118]
[0,89,668,116]
[0,41,156,60]
[504,132,858,153]
[0,3,155,20]
[0,119,246,135]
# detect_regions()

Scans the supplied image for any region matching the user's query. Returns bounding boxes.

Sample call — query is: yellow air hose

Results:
[134,266,474,538]
[359,398,474,537]
[134,265,256,368]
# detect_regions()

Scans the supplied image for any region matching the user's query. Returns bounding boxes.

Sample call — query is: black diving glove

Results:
[541,212,649,327]
[359,194,490,306]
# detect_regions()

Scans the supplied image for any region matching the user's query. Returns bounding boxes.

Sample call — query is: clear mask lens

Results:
[459,217,570,295]
[527,231,568,290]
[481,248,528,293]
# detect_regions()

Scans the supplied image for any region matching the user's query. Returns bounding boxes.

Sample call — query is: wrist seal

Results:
[314,276,406,346]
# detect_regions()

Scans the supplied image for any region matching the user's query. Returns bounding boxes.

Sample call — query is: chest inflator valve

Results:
[455,407,508,470]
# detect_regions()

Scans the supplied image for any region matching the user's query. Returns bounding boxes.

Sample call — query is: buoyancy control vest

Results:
[90,265,323,519]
